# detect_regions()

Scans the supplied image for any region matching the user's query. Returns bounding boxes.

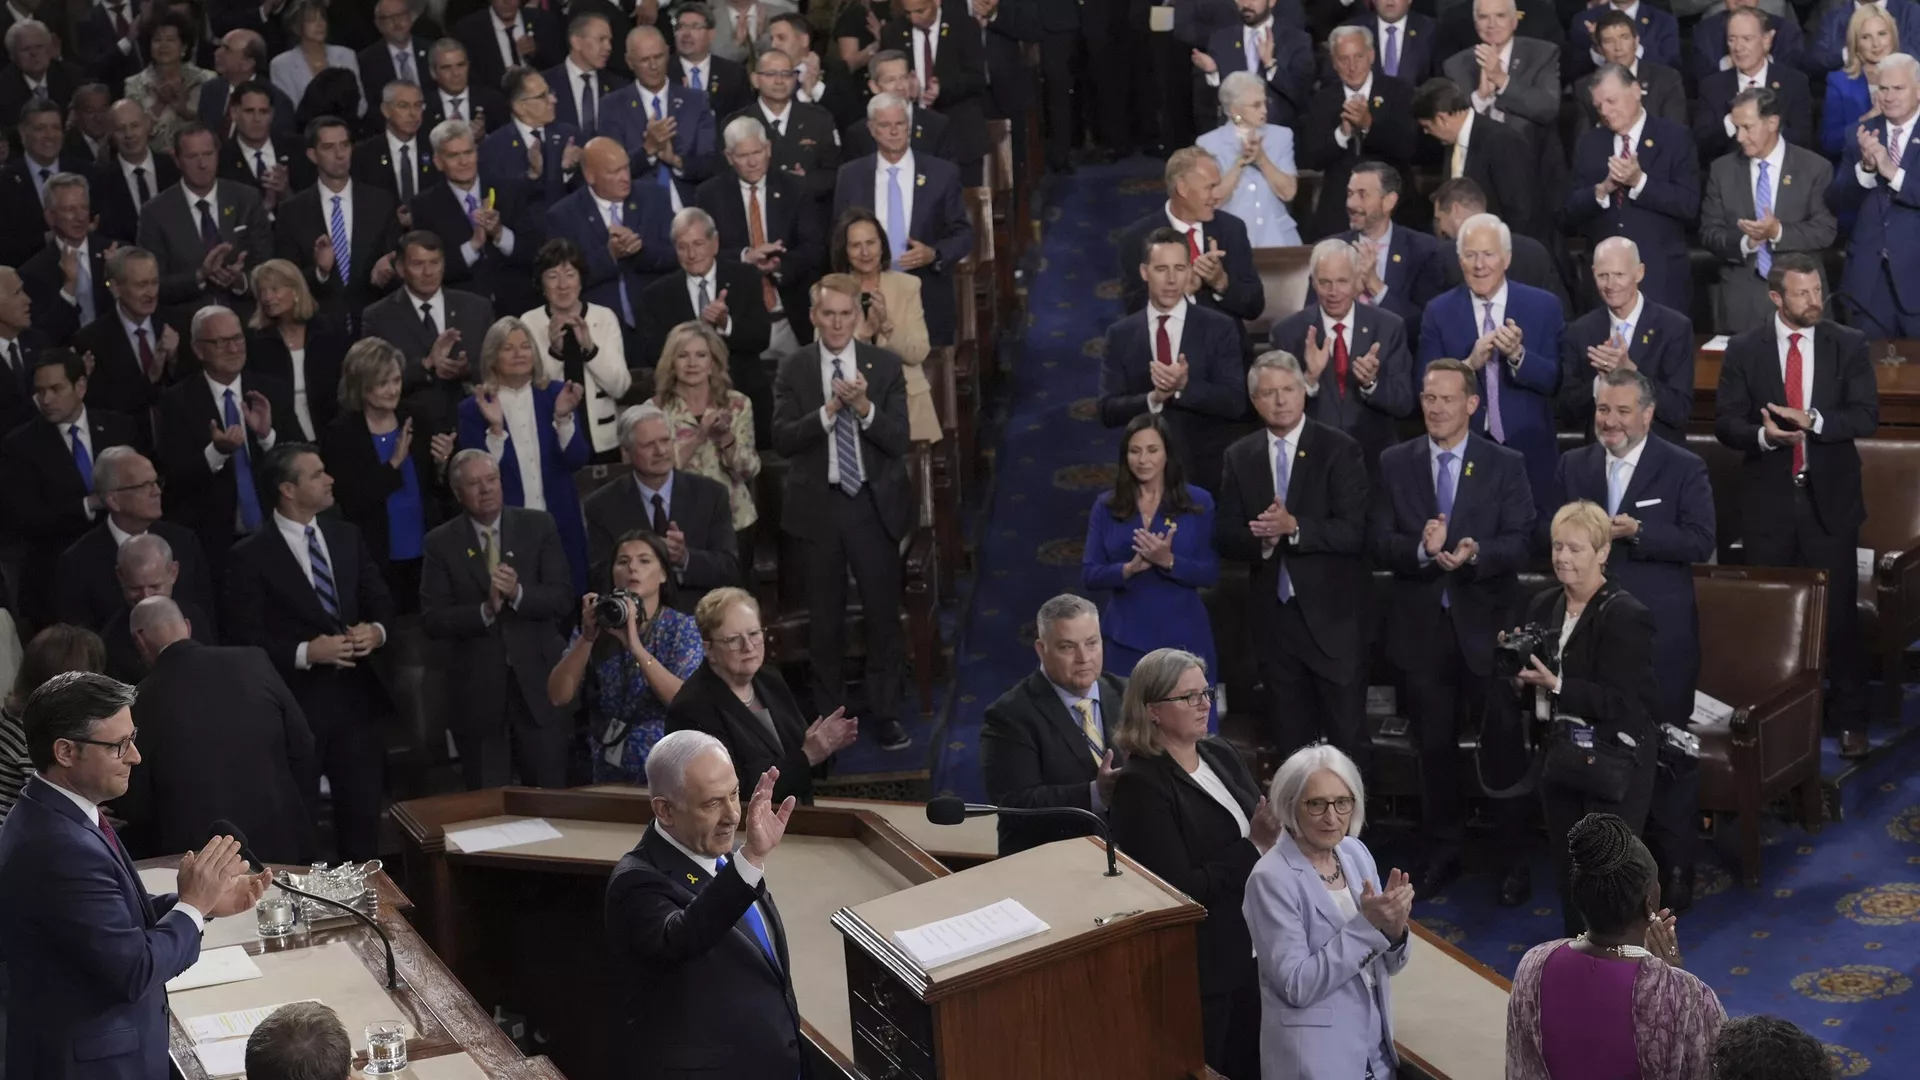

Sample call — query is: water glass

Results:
[363,1021,408,1074]
[254,894,296,939]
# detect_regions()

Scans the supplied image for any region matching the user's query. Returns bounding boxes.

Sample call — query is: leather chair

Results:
[1246,246,1314,341]
[1692,565,1828,886]
[1854,437,1920,722]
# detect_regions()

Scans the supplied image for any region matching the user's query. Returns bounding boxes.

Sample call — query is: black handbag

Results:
[1538,591,1638,802]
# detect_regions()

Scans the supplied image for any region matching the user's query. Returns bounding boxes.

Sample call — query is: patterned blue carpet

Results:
[931,158,1920,1075]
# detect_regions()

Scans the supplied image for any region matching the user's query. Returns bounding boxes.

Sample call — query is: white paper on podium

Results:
[1701,335,1731,352]
[166,946,263,992]
[445,817,563,853]
[1691,690,1734,727]
[186,999,322,1044]
[193,1038,250,1078]
[893,898,1049,969]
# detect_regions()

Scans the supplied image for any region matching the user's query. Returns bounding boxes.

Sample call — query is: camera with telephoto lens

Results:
[594,589,641,630]
[1493,623,1560,679]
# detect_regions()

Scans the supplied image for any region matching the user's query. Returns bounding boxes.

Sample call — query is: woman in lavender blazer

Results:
[1242,744,1415,1080]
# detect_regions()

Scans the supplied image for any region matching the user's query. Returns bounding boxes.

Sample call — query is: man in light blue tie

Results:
[1555,235,1697,446]
[18,172,106,342]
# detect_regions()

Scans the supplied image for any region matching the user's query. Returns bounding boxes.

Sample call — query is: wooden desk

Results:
[392,787,949,1080]
[1694,337,1920,430]
[1394,922,1513,1080]
[137,858,562,1080]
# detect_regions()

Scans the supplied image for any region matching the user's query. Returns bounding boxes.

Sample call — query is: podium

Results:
[831,836,1210,1080]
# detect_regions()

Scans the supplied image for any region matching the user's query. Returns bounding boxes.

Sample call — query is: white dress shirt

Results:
[1307,305,1377,398]
[1593,291,1645,405]
[1333,75,1374,150]
[236,136,280,179]
[485,381,572,511]
[684,266,732,334]
[913,18,943,72]
[1858,111,1914,192]
[1602,427,1650,513]
[1763,315,1825,451]
[654,822,767,890]
[409,288,446,335]
[1468,279,1529,365]
[272,510,389,666]
[120,152,158,209]
[596,194,627,234]
[108,517,139,546]
[202,372,278,475]
[874,149,916,238]
[1743,136,1788,255]
[815,340,875,486]
[1377,14,1410,71]
[681,55,712,91]
[36,773,207,930]
[1724,60,1771,136]
[437,88,472,121]
[1470,40,1516,119]
[1189,756,1252,835]
[1594,109,1652,205]
[1144,298,1188,415]
[757,99,792,136]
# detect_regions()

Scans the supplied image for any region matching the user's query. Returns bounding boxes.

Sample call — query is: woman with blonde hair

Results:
[248,258,348,441]
[456,317,593,592]
[653,321,761,534]
[1822,5,1899,154]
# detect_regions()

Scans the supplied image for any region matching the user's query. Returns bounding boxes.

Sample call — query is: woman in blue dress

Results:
[1083,414,1220,727]
[1196,71,1302,248]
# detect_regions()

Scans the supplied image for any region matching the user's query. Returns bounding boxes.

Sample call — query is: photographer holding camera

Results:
[1510,500,1661,938]
[547,530,707,784]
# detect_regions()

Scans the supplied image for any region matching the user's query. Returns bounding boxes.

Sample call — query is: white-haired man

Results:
[1830,50,1920,336]
[638,206,773,428]
[1556,236,1695,444]
[696,114,824,353]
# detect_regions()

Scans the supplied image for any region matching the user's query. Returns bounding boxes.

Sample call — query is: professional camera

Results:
[1493,623,1560,679]
[594,589,641,630]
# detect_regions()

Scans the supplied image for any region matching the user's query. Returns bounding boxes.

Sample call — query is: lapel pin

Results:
[686,872,700,884]
[940,23,949,36]
[916,174,926,186]
[1783,174,1793,185]
[1641,333,1650,344]
[1409,27,1416,35]
[1640,14,1648,22]
[1392,252,1402,262]
[1465,461,1475,477]
[466,548,476,558]
[1771,81,1780,89]
[1372,96,1384,107]
[1643,138,1654,148]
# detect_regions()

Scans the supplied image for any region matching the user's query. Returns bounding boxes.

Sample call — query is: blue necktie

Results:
[329,195,352,284]
[689,65,703,91]
[70,423,93,493]
[1606,456,1628,517]
[224,389,263,530]
[651,97,674,193]
[831,356,861,496]
[714,854,778,965]
[885,165,908,260]
[1383,24,1400,77]
[196,198,221,252]
[74,248,95,326]
[306,524,341,623]
[1436,450,1456,609]
[1273,438,1292,602]
[1754,159,1774,278]
[608,202,636,326]
[580,74,597,132]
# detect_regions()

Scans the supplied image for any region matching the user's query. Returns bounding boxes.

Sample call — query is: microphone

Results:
[209,820,399,990]
[925,797,1121,877]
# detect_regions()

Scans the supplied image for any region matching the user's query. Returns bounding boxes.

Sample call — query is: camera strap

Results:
[1473,590,1619,800]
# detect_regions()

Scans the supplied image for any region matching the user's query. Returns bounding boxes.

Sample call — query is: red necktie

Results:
[100,816,122,855]
[1186,228,1201,263]
[922,28,936,84]
[1785,332,1805,475]
[1155,314,1172,365]
[1332,321,1349,398]
[136,327,157,379]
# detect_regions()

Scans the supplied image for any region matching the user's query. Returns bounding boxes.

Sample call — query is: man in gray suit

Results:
[582,403,741,611]
[136,123,272,325]
[708,0,798,64]
[419,450,576,789]
[360,230,495,434]
[1699,87,1836,334]
[1440,0,1559,146]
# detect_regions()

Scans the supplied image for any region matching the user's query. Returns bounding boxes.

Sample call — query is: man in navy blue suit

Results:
[1332,162,1448,344]
[1099,227,1247,496]
[1558,237,1694,445]
[1115,148,1266,332]
[478,66,584,208]
[1829,52,1920,337]
[1271,238,1415,475]
[0,671,271,1080]
[1691,0,1805,81]
[598,26,720,211]
[1565,65,1701,319]
[1692,9,1814,163]
[1341,0,1437,84]
[1554,369,1716,911]
[1568,0,1681,83]
[1370,358,1537,904]
[1417,213,1562,523]
[831,93,975,346]
[1193,0,1315,128]
[544,11,628,133]
[543,136,676,349]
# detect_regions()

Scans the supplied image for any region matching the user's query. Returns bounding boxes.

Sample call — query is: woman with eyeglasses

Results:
[666,587,858,805]
[1242,742,1413,1080]
[1109,648,1279,1080]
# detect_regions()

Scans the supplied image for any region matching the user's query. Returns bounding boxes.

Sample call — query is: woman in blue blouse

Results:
[1822,6,1897,156]
[1083,414,1220,726]
[457,317,594,594]
[1197,71,1302,248]
[322,339,454,612]
[548,531,707,784]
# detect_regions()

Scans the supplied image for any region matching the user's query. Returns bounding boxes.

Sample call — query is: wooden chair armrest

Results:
[1727,671,1823,748]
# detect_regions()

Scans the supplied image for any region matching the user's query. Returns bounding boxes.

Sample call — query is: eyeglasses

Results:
[713,628,765,652]
[1302,796,1356,818]
[515,89,556,102]
[67,729,139,760]
[1151,687,1215,708]
[105,478,163,495]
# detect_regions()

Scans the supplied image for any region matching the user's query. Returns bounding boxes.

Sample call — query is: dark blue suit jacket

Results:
[1810,0,1920,72]
[1568,5,1681,82]
[1116,208,1266,328]
[1829,112,1920,319]
[542,183,676,328]
[194,76,297,138]
[1417,281,1563,518]
[1690,10,1805,82]
[1563,116,1701,317]
[1098,304,1248,491]
[831,152,975,346]
[1338,10,1437,83]
[1692,64,1814,164]
[1082,485,1219,666]
[455,384,594,594]
[1553,436,1715,724]
[596,82,721,207]
[0,776,203,1080]
[1268,301,1416,474]
[1321,226,1449,345]
[1203,23,1315,126]
[1556,296,1695,444]
[478,120,584,208]
[543,63,630,132]
[1369,432,1536,677]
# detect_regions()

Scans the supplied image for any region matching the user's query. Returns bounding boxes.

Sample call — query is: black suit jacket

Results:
[455,7,565,95]
[1115,208,1266,327]
[979,7,1037,117]
[91,153,180,246]
[694,167,823,342]
[423,83,512,134]
[54,519,217,634]
[216,134,316,198]
[318,404,448,571]
[357,35,436,109]
[272,181,401,329]
[408,180,536,307]
[0,328,48,432]
[605,825,802,1080]
[154,374,298,564]
[880,13,991,164]
[1455,115,1545,243]
[0,62,78,137]
[770,342,914,542]
[74,5,142,94]
[841,107,953,161]
[1557,298,1694,444]
[351,131,441,202]
[195,76,299,140]
[1098,304,1247,490]
[1714,319,1877,539]
[0,407,141,624]
[0,155,87,267]
[1520,581,1659,742]
[361,286,495,434]
[118,639,317,863]
[247,323,350,441]
[1108,738,1260,994]
[978,669,1129,855]
[667,663,817,805]
[1336,10,1439,84]
[637,265,773,402]
[102,597,215,685]
[723,102,843,205]
[1298,75,1420,241]
[581,469,740,607]
[1267,304,1416,473]
[19,239,114,346]
[670,54,754,120]
[1216,419,1371,679]
[419,507,574,736]
[544,61,630,131]
[1691,65,1814,164]
[70,313,169,441]
[1574,61,1687,132]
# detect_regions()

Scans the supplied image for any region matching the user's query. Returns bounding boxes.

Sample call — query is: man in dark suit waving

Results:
[1715,254,1880,757]
[605,730,803,1080]
[979,594,1128,855]
[1557,237,1694,444]
[1217,351,1372,763]
[771,274,914,753]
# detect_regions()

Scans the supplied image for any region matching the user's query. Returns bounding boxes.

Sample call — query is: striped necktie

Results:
[306,524,341,623]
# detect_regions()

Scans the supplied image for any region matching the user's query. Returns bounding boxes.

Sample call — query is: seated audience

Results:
[650,324,763,542]
[1557,237,1695,444]
[638,207,773,430]
[1196,72,1301,248]
[522,239,631,463]
[1821,7,1898,158]
[547,530,705,784]
[1711,1016,1836,1080]
[55,447,215,634]
[270,2,362,120]
[0,624,108,825]
[979,594,1127,854]
[1110,647,1275,1079]
[1081,414,1219,685]
[667,586,858,805]
[1243,743,1411,1080]
[248,259,349,443]
[1506,813,1725,1078]
[831,207,935,442]
[321,338,454,611]
[245,1002,352,1080]
[421,450,577,790]
[101,533,218,684]
[456,315,593,594]
[583,403,741,609]
[124,14,211,154]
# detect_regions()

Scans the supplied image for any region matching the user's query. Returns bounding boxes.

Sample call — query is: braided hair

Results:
[1708,1016,1835,1080]
[1566,812,1659,937]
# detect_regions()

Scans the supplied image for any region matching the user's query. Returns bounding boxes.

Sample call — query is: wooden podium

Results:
[831,836,1210,1080]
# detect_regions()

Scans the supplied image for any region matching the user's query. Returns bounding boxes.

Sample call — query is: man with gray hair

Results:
[1831,50,1920,336]
[353,79,437,204]
[582,403,739,610]
[245,1001,352,1080]
[639,205,773,436]
[360,0,436,111]
[420,449,576,789]
[99,531,217,683]
[57,446,216,632]
[607,728,804,1077]
[979,594,1129,855]
[0,19,77,145]
[198,29,296,140]
[17,171,111,344]
[1558,236,1695,444]
[695,114,824,355]
[2,96,87,267]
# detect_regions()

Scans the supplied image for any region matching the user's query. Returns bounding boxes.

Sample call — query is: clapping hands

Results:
[1360,869,1415,942]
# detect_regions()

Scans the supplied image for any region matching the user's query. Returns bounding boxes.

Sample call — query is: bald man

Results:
[196,30,298,140]
[99,534,216,685]
[544,135,675,343]
[598,26,720,208]
[1557,237,1695,445]
[90,99,180,245]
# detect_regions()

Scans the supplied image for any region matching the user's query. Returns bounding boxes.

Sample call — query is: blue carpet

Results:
[935,161,1920,1074]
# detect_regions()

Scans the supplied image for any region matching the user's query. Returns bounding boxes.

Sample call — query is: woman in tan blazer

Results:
[832,208,940,442]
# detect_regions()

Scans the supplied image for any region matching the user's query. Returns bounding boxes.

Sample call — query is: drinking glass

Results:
[254,894,296,939]
[363,1021,408,1074]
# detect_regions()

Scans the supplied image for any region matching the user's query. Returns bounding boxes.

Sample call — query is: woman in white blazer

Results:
[524,239,633,461]
[1242,744,1415,1080]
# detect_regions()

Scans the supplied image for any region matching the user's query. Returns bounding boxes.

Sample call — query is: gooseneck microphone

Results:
[925,797,1121,877]
[208,820,399,990]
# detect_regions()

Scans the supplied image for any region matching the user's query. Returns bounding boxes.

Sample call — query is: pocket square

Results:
[1634,498,1662,507]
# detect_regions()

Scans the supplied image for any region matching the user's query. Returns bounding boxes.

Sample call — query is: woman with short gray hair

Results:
[1196,70,1301,247]
[1242,743,1412,1080]
[1109,648,1277,1079]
